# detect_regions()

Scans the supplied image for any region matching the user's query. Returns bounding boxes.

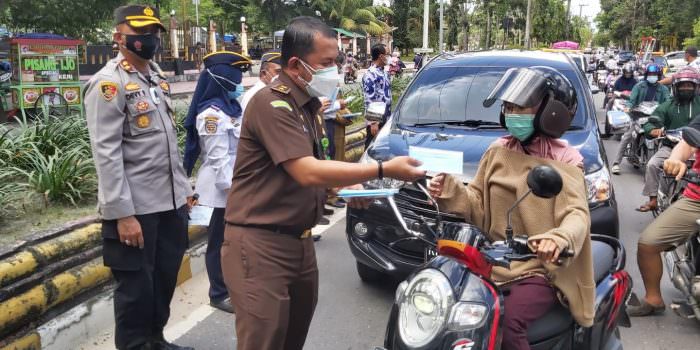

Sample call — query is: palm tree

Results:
[313,0,394,36]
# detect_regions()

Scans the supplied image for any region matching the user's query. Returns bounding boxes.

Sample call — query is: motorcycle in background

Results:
[621,101,659,170]
[604,90,632,137]
[375,166,632,350]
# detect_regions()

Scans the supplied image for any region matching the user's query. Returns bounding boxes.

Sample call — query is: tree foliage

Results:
[596,0,700,50]
[312,0,392,35]
[1,0,127,41]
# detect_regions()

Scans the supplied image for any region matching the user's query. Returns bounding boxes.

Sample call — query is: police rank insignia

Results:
[136,114,150,128]
[99,81,118,101]
[136,101,149,112]
[271,84,291,94]
[125,82,140,91]
[159,80,170,92]
[119,60,134,72]
[144,6,154,16]
[204,116,218,134]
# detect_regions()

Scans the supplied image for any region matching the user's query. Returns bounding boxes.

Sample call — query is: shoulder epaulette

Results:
[271,84,291,95]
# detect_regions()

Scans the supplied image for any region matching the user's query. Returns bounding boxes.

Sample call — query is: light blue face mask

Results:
[228,84,245,100]
[647,76,659,84]
[505,114,536,141]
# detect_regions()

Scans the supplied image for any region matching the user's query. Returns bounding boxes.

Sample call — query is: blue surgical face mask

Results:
[228,84,244,100]
[505,114,536,141]
[647,76,659,84]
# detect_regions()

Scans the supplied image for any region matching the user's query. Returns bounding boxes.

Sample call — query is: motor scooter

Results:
[621,101,659,170]
[375,166,633,350]
[604,90,631,137]
[659,126,700,321]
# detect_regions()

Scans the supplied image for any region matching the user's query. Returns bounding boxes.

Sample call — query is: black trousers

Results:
[205,207,228,302]
[102,206,189,350]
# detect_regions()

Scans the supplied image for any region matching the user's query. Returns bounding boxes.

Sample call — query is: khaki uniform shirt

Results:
[84,53,192,220]
[224,71,325,232]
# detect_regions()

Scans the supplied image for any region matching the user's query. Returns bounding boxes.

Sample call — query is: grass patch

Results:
[0,200,97,246]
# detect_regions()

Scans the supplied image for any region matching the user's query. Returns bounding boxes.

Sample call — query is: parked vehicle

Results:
[617,51,635,64]
[346,51,618,283]
[665,51,687,73]
[661,126,700,321]
[375,166,632,350]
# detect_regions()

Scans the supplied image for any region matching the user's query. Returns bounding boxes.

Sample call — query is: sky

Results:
[571,0,602,29]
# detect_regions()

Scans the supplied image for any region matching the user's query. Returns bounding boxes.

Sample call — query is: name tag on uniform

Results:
[189,205,214,226]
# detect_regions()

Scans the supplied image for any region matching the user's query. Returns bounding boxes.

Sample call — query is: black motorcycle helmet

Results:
[483,66,578,139]
[622,62,635,77]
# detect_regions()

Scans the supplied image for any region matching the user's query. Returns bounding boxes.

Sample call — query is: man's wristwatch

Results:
[377,160,384,179]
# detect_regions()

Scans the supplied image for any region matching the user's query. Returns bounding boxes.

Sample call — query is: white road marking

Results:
[161,208,346,341]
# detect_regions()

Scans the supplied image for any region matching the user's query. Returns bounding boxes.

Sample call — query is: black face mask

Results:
[122,33,159,60]
[677,90,696,102]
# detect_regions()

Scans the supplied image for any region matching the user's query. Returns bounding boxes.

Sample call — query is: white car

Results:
[665,51,686,72]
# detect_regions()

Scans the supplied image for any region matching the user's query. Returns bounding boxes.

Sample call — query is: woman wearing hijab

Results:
[427,67,595,350]
[183,51,252,313]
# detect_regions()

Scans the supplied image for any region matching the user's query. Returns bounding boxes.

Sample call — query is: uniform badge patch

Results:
[125,82,140,91]
[136,114,150,128]
[270,100,293,112]
[144,6,154,16]
[136,101,149,112]
[159,80,170,92]
[204,116,218,134]
[99,81,118,101]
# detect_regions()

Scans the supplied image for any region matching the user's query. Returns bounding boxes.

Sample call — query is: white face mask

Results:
[299,59,340,98]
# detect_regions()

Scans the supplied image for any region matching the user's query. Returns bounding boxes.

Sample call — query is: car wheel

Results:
[356,261,385,283]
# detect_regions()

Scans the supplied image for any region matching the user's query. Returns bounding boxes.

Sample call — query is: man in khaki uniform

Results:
[84,5,194,350]
[221,16,425,350]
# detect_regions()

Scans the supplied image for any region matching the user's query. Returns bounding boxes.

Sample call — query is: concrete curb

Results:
[0,224,102,289]
[0,222,207,348]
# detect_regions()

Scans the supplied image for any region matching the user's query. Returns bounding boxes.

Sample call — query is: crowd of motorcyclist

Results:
[595,46,700,317]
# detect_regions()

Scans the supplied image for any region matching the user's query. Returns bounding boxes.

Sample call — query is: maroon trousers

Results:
[501,276,557,350]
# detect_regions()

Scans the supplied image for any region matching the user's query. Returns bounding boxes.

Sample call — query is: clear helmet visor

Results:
[483,67,548,108]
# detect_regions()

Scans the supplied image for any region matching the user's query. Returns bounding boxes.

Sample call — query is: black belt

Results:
[237,224,312,239]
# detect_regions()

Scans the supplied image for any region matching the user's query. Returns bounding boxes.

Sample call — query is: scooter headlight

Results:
[397,269,454,347]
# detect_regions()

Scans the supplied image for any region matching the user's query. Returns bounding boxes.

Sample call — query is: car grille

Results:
[365,184,465,259]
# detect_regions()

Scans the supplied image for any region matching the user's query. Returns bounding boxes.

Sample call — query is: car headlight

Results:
[397,269,454,347]
[586,167,611,204]
[359,152,405,189]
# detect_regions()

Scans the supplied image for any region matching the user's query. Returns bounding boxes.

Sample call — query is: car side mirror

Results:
[527,165,563,198]
[682,126,700,148]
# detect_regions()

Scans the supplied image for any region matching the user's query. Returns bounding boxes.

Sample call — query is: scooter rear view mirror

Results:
[681,126,700,148]
[527,165,563,199]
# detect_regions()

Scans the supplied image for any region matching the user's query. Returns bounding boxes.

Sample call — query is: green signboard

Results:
[20,56,78,82]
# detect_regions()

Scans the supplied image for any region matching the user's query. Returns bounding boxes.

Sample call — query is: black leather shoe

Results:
[210,297,235,314]
[318,217,330,225]
[326,200,346,208]
[323,207,334,215]
[152,338,194,350]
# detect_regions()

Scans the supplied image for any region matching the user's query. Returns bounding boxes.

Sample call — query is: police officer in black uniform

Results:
[84,5,195,350]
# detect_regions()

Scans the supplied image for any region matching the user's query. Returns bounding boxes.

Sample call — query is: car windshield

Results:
[396,66,587,128]
[619,52,633,59]
[652,57,667,66]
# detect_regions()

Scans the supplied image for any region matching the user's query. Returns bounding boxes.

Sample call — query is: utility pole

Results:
[578,3,587,18]
[193,0,200,44]
[565,0,572,39]
[439,0,444,53]
[525,0,532,49]
[422,0,429,50]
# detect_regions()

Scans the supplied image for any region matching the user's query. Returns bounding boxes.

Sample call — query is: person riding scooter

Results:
[344,53,359,81]
[636,67,700,212]
[610,63,670,175]
[628,114,700,316]
[428,66,594,350]
[605,63,637,111]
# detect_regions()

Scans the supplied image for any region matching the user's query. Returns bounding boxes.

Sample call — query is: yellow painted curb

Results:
[0,224,102,288]
[176,254,192,287]
[0,331,40,350]
[188,225,207,242]
[0,260,111,335]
